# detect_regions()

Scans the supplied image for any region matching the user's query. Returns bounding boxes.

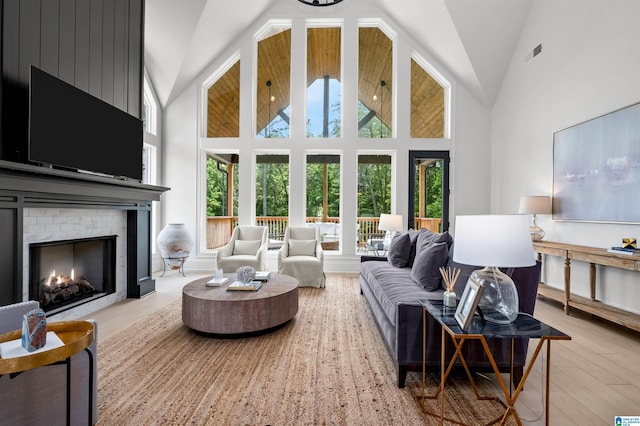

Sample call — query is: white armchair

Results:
[278,226,326,288]
[215,225,269,273]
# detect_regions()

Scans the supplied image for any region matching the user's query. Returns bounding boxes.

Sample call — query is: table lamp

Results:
[518,196,552,241]
[453,215,536,324]
[378,213,404,249]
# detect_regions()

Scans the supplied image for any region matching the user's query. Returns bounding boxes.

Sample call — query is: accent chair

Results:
[278,226,326,288]
[215,225,269,272]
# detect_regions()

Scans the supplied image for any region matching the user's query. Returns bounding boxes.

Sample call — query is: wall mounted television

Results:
[553,101,640,223]
[29,66,143,181]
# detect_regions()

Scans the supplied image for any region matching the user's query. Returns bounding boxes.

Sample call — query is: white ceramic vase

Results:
[157,223,194,269]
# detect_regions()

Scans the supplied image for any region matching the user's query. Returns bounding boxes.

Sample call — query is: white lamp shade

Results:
[378,214,403,233]
[518,196,552,214]
[453,215,536,268]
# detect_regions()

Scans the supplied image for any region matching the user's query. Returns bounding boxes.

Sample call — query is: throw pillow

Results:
[387,232,412,267]
[233,240,261,255]
[289,239,316,256]
[410,241,449,291]
[415,229,453,250]
[408,228,428,266]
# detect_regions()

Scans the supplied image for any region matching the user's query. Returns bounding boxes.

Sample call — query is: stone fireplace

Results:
[23,208,127,319]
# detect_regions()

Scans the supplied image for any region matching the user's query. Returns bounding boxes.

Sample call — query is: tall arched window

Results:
[256,25,291,138]
[358,26,393,138]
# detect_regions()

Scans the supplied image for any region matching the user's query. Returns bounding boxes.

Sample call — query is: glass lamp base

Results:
[470,266,519,324]
[529,225,545,242]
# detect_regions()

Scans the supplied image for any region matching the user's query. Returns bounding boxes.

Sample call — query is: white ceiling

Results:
[144,0,533,109]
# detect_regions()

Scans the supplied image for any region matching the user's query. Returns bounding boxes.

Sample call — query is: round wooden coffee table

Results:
[182,273,299,334]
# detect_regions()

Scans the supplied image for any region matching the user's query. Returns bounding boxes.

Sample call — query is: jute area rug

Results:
[97,275,510,425]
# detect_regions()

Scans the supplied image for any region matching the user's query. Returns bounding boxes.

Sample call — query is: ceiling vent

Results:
[525,43,543,63]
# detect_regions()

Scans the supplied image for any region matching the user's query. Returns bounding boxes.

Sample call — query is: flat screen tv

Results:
[29,66,143,181]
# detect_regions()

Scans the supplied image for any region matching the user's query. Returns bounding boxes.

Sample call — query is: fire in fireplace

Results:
[29,236,117,314]
[39,269,96,308]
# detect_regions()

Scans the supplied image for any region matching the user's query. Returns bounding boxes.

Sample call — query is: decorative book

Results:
[254,271,271,281]
[227,281,263,291]
[608,247,640,256]
[206,277,230,287]
[22,308,47,352]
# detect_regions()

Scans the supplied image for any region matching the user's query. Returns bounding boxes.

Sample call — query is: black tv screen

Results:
[29,66,143,181]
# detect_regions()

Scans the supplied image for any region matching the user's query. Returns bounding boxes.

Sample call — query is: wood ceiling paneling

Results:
[410,59,444,138]
[358,27,392,131]
[307,27,341,83]
[207,61,240,137]
[206,26,445,139]
[257,29,292,135]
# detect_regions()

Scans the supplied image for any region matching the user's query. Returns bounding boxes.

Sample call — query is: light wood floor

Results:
[80,272,640,424]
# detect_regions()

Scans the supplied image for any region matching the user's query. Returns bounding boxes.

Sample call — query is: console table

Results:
[533,241,640,332]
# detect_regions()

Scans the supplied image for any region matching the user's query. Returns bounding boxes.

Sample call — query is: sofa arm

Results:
[0,300,40,334]
[396,302,431,365]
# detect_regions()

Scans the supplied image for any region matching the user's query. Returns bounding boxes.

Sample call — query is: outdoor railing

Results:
[206,216,442,249]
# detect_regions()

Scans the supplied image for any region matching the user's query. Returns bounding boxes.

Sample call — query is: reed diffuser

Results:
[439,266,460,308]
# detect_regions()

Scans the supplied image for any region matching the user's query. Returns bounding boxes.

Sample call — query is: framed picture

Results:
[553,101,640,223]
[454,280,484,331]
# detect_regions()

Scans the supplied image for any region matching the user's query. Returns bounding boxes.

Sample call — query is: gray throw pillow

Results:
[415,229,453,249]
[410,241,449,291]
[387,232,412,267]
[408,229,428,266]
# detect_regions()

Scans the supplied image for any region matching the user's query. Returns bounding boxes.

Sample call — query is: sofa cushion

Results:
[289,239,316,256]
[387,232,412,267]
[410,241,449,290]
[233,240,261,255]
[360,260,441,327]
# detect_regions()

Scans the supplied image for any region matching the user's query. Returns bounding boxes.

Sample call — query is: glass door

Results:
[408,150,449,232]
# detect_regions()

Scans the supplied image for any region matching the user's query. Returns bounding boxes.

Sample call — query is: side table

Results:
[0,320,95,426]
[420,299,570,425]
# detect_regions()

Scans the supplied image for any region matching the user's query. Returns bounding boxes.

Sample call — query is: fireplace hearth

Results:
[29,236,117,314]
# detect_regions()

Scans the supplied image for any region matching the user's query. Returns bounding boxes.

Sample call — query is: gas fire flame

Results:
[45,268,75,286]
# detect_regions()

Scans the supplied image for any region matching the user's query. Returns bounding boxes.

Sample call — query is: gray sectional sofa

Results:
[359,228,541,387]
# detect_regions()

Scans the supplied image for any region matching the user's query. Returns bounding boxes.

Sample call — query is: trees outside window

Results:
[205,154,239,249]
[256,154,290,240]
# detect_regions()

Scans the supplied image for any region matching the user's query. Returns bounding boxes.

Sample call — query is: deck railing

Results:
[206,216,442,249]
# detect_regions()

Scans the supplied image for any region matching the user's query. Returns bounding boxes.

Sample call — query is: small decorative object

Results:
[622,238,637,249]
[454,280,485,331]
[157,223,194,269]
[440,266,460,308]
[21,308,47,352]
[214,268,224,279]
[236,266,256,284]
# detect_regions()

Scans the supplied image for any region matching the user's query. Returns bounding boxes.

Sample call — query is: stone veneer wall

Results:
[22,208,127,320]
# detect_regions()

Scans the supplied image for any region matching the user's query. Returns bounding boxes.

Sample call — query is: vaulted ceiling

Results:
[144,0,533,109]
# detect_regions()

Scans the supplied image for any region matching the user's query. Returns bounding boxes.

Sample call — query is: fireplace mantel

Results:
[0,160,170,307]
[0,160,168,204]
